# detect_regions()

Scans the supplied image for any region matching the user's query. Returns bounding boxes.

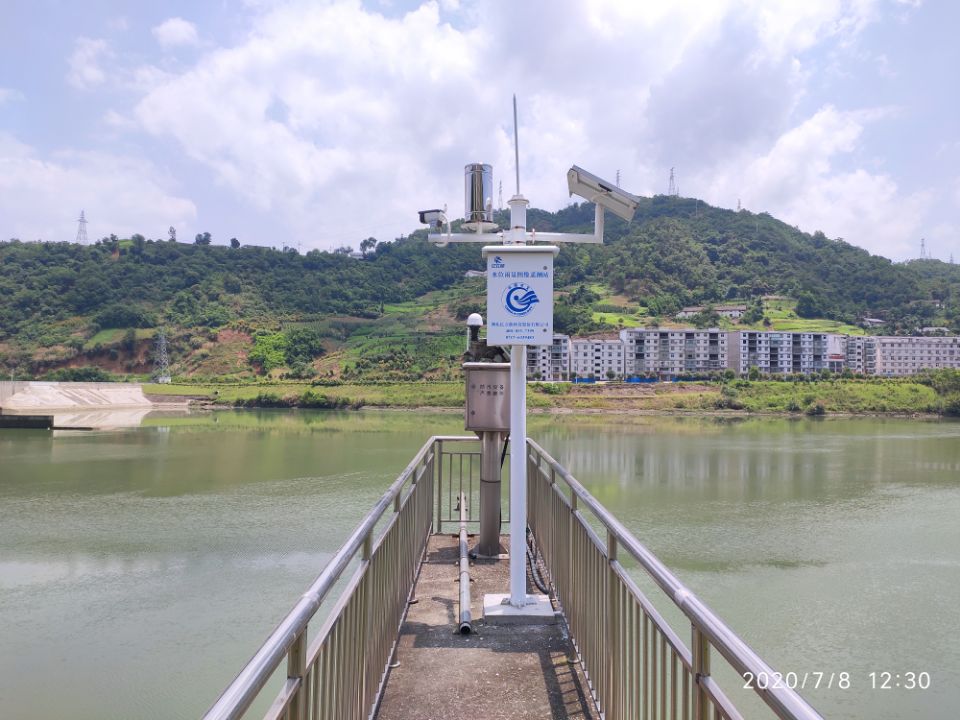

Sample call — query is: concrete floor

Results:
[375,534,599,720]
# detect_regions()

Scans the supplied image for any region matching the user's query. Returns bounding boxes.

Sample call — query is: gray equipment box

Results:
[463,362,510,432]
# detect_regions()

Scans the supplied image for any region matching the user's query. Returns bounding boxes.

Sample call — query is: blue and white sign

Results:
[484,246,556,345]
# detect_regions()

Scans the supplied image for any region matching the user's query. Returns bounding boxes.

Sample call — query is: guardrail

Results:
[526,438,824,720]
[434,437,509,534]
[202,435,465,720]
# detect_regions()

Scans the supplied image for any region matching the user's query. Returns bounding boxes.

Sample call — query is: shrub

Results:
[44,366,113,382]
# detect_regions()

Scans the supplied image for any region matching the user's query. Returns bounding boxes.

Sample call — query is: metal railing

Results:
[203,436,460,720]
[526,439,824,720]
[434,437,509,533]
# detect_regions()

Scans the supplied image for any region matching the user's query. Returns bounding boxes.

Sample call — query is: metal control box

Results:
[463,362,510,432]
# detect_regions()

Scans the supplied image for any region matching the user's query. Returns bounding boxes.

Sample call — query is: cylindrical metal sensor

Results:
[464,163,493,223]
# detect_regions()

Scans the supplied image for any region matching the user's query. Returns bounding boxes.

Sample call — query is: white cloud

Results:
[0,132,196,242]
[700,106,930,258]
[67,38,110,89]
[0,87,24,104]
[152,18,200,48]
[102,0,920,256]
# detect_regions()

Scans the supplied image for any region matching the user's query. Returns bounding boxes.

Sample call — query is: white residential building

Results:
[730,332,841,375]
[620,329,728,376]
[874,336,960,376]
[844,336,877,375]
[525,335,571,381]
[675,304,746,320]
[571,338,624,379]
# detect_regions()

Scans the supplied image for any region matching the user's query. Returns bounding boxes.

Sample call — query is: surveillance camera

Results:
[466,313,483,327]
[418,209,444,228]
[567,165,641,221]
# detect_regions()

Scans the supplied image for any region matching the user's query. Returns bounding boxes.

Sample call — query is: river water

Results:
[1,411,958,719]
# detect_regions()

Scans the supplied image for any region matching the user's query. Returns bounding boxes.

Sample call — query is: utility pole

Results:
[75,210,88,245]
[668,168,678,197]
[154,330,171,384]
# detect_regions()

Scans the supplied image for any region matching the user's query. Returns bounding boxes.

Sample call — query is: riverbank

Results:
[144,377,960,416]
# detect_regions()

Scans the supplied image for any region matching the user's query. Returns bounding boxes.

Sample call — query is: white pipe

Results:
[509,343,527,606]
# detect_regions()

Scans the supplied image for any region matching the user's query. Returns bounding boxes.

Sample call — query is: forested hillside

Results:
[2,196,958,380]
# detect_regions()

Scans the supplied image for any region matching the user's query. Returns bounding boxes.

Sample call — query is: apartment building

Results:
[844,336,877,375]
[729,332,840,375]
[519,329,960,380]
[620,329,728,376]
[525,335,571,381]
[571,338,624,379]
[874,336,960,376]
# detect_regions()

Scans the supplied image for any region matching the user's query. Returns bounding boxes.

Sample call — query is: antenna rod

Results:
[513,94,520,195]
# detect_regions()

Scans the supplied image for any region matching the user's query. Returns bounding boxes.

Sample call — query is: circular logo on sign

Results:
[502,283,540,316]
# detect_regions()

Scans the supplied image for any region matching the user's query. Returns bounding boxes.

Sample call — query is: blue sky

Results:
[1,0,957,261]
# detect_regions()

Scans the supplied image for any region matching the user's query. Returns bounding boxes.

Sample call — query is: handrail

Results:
[204,435,471,720]
[527,438,824,720]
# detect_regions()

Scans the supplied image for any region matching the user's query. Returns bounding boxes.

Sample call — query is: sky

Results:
[1,0,958,261]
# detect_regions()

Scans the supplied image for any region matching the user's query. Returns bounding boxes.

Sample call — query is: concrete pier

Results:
[0,381,152,413]
[375,534,598,720]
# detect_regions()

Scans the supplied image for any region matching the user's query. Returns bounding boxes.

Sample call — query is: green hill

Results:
[2,197,959,381]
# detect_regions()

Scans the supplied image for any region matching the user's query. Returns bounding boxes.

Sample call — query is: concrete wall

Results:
[0,382,152,413]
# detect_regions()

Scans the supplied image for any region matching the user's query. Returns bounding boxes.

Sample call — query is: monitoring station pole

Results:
[422,97,640,610]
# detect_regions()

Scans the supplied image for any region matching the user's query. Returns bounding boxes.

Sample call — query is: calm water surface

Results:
[1,411,958,719]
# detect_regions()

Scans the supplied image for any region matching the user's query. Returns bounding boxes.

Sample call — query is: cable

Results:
[526,528,550,595]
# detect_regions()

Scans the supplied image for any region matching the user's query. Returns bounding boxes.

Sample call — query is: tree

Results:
[194,232,212,246]
[333,245,354,255]
[359,237,376,257]
[230,237,240,249]
[796,291,823,319]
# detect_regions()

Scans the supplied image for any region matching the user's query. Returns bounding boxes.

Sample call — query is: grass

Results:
[145,377,950,415]
[753,299,865,335]
[729,379,938,414]
[590,311,644,327]
[145,381,466,407]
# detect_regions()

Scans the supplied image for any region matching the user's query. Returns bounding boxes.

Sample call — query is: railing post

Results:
[287,629,308,720]
[360,530,373,714]
[606,531,619,720]
[435,440,443,533]
[692,625,711,720]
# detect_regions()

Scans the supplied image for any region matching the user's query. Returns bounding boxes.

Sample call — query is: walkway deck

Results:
[375,534,599,720]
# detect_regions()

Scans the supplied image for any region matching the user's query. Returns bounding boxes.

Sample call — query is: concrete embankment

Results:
[0,381,153,414]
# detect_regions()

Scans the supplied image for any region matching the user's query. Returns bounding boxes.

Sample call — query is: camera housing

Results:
[567,165,641,221]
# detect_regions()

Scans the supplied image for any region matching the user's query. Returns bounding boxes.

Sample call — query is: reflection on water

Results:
[1,411,959,720]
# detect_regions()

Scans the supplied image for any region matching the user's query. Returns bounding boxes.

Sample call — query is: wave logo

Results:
[502,283,540,316]
[491,255,505,269]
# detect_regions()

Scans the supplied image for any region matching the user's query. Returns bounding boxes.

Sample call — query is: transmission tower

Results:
[616,169,621,188]
[920,238,926,259]
[667,168,678,196]
[75,210,88,244]
[154,330,171,384]
[498,180,503,211]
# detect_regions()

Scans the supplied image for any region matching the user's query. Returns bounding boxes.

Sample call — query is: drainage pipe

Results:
[457,492,472,634]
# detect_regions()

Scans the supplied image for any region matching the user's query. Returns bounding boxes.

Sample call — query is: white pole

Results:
[507,193,529,607]
[509,343,527,605]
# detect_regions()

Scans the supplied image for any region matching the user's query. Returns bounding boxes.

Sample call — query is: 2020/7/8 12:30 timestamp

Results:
[869,671,931,689]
